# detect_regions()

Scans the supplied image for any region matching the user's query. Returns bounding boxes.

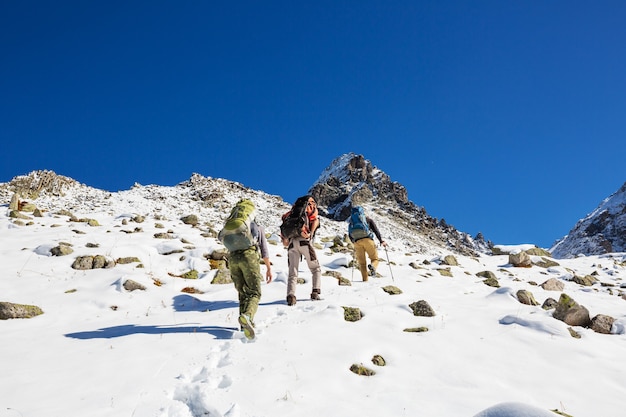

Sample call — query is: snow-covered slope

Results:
[551,182,626,258]
[1,170,625,417]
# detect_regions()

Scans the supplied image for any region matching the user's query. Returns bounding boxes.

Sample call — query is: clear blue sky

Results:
[2,1,625,248]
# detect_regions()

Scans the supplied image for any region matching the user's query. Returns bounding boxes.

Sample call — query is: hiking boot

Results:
[287,294,296,306]
[368,264,376,277]
[310,289,321,300]
[238,314,255,340]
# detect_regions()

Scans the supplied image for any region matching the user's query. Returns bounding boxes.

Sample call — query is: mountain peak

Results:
[309,153,489,256]
[551,181,626,258]
[309,153,409,220]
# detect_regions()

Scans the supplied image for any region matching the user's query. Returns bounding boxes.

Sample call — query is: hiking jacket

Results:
[250,222,270,258]
[350,216,383,244]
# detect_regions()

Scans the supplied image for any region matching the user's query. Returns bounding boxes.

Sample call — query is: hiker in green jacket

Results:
[219,199,272,340]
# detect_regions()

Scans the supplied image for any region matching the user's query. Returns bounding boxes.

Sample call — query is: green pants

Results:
[229,248,263,321]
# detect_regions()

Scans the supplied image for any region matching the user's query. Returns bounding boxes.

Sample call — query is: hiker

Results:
[280,195,322,306]
[348,205,387,281]
[218,199,272,340]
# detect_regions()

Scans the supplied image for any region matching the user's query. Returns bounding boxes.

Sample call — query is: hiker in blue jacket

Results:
[348,206,387,282]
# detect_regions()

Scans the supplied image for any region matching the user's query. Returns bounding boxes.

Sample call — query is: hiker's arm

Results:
[309,217,319,237]
[262,256,272,283]
[255,223,273,282]
[368,218,386,246]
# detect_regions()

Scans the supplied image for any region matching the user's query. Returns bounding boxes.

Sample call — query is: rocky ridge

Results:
[309,153,491,256]
[1,159,488,256]
[551,182,626,258]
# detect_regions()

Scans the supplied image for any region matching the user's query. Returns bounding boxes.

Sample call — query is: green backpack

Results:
[218,199,258,252]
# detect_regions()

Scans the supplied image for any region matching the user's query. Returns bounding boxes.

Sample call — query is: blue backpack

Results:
[348,206,373,240]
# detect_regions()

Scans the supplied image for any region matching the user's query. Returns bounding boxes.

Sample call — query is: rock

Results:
[123,280,146,292]
[0,302,44,320]
[349,363,375,376]
[409,300,435,317]
[441,255,458,266]
[553,293,591,327]
[476,270,497,280]
[50,244,74,256]
[591,314,615,334]
[516,289,539,306]
[342,306,363,322]
[540,278,564,291]
[382,285,402,295]
[211,269,232,284]
[572,275,597,286]
[541,297,558,310]
[509,251,532,267]
[181,214,199,226]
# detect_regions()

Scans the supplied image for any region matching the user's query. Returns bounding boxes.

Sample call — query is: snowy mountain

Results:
[551,182,626,259]
[1,167,626,417]
[309,153,490,256]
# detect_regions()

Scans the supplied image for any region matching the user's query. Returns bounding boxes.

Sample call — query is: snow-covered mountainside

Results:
[2,169,626,417]
[1,157,489,257]
[309,153,491,256]
[551,182,626,259]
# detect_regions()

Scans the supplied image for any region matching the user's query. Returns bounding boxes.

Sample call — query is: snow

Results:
[1,181,625,417]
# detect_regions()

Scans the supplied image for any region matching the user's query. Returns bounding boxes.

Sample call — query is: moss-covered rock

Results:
[382,285,402,295]
[516,289,539,306]
[403,327,429,333]
[211,269,232,284]
[181,214,199,226]
[116,257,142,264]
[342,306,362,322]
[349,363,375,376]
[0,302,44,320]
[409,300,435,317]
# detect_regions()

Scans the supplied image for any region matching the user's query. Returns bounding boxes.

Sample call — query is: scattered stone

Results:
[154,233,175,239]
[116,257,142,264]
[409,300,435,317]
[567,327,581,339]
[441,255,458,266]
[181,287,204,294]
[483,276,500,287]
[553,293,591,327]
[533,257,560,268]
[343,306,362,322]
[437,268,453,277]
[71,255,115,270]
[382,285,402,295]
[371,355,386,366]
[181,214,199,226]
[50,244,74,256]
[349,363,375,376]
[403,327,429,333]
[476,270,497,280]
[180,270,199,279]
[0,302,44,320]
[572,275,596,286]
[211,269,232,284]
[509,251,532,267]
[524,247,552,257]
[123,279,146,292]
[542,297,558,310]
[540,278,565,291]
[516,289,539,306]
[591,314,615,334]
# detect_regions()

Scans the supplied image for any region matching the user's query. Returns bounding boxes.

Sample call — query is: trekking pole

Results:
[351,248,355,282]
[384,246,394,281]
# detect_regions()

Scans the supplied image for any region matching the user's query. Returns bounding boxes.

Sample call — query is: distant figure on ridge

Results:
[348,205,387,281]
[279,195,322,306]
[218,199,272,340]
